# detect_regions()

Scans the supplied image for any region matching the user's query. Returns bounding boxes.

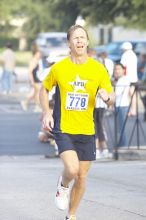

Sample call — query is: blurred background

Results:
[0,0,146,159]
[1,3,146,218]
[0,0,146,64]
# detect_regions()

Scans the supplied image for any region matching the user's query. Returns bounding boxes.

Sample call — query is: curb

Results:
[117,146,146,160]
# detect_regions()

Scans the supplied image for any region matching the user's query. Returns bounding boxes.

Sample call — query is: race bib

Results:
[66,92,89,111]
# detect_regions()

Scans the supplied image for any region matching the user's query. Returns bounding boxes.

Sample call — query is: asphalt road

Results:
[0,112,50,155]
[0,94,146,156]
[0,94,56,157]
[0,93,146,220]
[0,157,146,220]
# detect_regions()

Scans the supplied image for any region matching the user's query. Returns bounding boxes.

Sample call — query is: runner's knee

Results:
[66,164,79,178]
[75,174,87,187]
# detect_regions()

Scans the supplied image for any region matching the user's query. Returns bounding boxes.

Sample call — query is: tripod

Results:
[114,82,146,160]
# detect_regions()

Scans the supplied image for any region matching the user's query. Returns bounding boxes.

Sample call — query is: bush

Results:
[0,37,19,50]
[0,37,34,51]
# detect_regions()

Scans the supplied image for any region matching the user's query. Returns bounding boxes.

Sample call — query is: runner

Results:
[39,24,115,220]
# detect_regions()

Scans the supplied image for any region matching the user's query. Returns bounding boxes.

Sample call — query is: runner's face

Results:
[68,28,89,56]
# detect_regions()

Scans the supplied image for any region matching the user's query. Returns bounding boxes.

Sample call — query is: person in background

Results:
[87,47,97,59]
[87,48,114,158]
[21,42,41,112]
[141,94,146,122]
[113,63,130,147]
[0,42,16,94]
[94,49,114,159]
[97,50,114,78]
[141,64,146,121]
[39,24,115,220]
[94,95,111,159]
[137,53,146,81]
[120,41,138,116]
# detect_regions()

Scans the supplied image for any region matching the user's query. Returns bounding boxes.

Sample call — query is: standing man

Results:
[95,49,114,159]
[113,63,131,146]
[39,24,115,220]
[0,42,16,94]
[120,41,138,116]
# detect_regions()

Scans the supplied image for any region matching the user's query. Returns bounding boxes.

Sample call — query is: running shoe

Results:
[96,149,102,159]
[55,176,70,210]
[64,215,76,220]
[102,149,113,159]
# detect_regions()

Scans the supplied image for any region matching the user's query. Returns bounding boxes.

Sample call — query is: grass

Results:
[15,51,32,67]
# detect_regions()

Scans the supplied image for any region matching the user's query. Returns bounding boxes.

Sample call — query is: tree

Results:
[0,0,23,36]
[52,0,146,30]
[78,0,146,30]
[1,0,146,39]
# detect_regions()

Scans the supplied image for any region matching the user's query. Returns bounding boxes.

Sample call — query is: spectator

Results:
[0,42,16,94]
[137,53,146,81]
[87,47,97,59]
[21,42,41,112]
[94,96,111,159]
[113,63,130,146]
[141,64,146,121]
[141,94,146,122]
[97,50,114,78]
[120,41,138,116]
[94,49,114,159]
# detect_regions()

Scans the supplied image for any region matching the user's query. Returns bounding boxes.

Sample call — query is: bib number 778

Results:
[66,92,89,111]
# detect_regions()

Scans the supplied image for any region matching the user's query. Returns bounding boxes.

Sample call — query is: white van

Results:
[35,32,68,59]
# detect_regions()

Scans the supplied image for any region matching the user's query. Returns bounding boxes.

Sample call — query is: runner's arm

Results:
[39,85,54,133]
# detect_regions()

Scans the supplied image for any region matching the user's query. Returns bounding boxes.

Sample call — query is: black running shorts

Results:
[53,132,96,161]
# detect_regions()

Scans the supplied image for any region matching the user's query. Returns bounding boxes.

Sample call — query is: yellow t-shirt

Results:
[43,57,113,134]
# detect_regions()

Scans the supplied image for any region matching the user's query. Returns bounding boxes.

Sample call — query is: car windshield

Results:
[106,42,122,54]
[135,42,146,54]
[46,37,67,47]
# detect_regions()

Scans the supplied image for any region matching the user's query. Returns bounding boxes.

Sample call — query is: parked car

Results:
[96,40,146,63]
[134,41,146,55]
[35,32,69,60]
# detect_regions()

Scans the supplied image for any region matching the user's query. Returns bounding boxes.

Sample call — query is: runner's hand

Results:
[42,112,54,134]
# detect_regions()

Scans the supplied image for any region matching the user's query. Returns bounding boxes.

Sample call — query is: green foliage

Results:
[16,51,32,67]
[1,0,146,40]
[51,0,80,31]
[0,37,18,50]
